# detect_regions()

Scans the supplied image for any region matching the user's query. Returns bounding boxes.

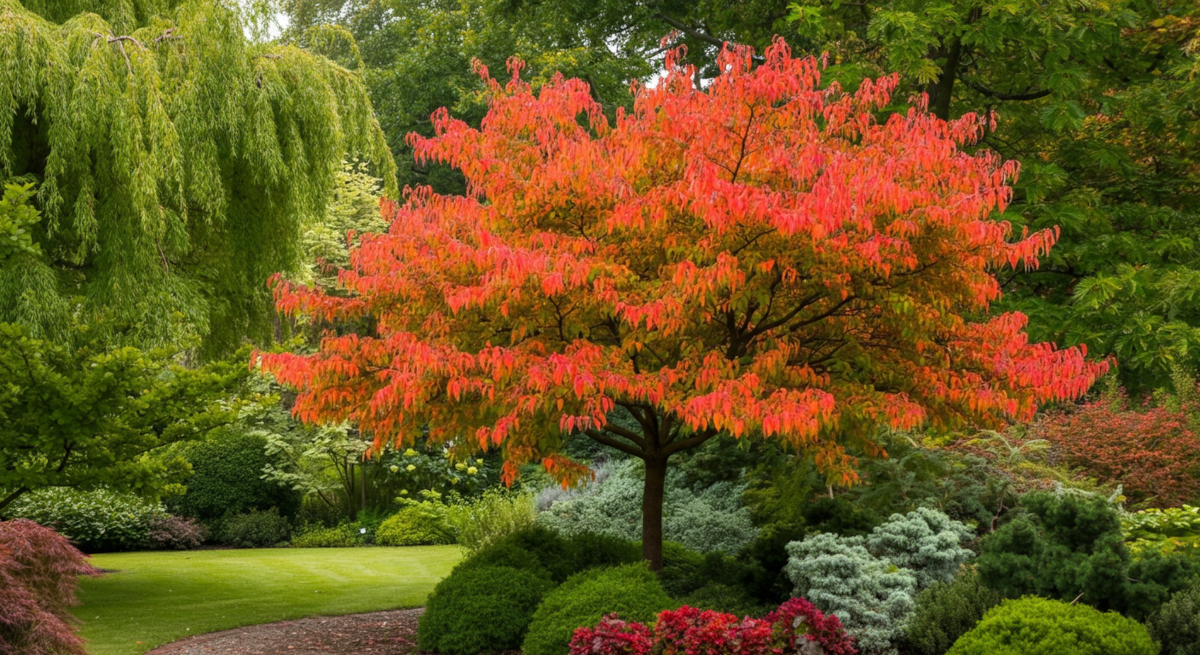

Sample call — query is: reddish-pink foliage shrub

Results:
[0,519,100,655]
[147,515,206,550]
[569,599,856,655]
[1034,391,1200,506]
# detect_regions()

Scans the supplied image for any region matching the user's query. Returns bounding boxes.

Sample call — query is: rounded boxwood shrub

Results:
[417,565,555,655]
[376,501,454,546]
[1148,579,1200,655]
[522,563,675,655]
[947,596,1157,655]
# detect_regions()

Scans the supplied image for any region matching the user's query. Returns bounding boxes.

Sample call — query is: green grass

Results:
[74,546,462,655]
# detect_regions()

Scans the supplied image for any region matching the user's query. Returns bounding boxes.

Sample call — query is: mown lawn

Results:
[74,546,462,655]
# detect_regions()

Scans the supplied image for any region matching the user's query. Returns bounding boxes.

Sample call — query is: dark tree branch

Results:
[662,428,720,456]
[584,428,647,459]
[960,79,1051,102]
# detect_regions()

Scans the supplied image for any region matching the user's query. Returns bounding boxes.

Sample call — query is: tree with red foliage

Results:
[258,39,1108,569]
[1035,390,1200,507]
[0,519,99,655]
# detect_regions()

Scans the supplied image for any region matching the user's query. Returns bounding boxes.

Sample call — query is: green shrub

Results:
[977,491,1195,618]
[290,523,363,548]
[377,500,454,546]
[217,508,291,547]
[417,565,554,655]
[168,432,301,522]
[566,531,641,572]
[496,525,576,582]
[9,487,163,552]
[522,563,675,655]
[658,541,757,601]
[1148,579,1200,655]
[946,596,1157,655]
[682,583,772,618]
[452,541,553,579]
[902,568,1002,655]
[445,489,535,552]
[659,541,706,597]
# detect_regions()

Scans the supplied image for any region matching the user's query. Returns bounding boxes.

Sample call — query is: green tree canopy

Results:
[0,0,396,355]
[0,322,251,515]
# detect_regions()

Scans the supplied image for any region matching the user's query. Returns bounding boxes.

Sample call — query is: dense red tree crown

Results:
[259,39,1108,486]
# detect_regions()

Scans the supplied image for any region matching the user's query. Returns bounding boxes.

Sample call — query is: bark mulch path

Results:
[144,608,423,655]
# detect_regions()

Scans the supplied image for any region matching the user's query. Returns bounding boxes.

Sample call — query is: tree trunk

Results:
[927,36,964,120]
[642,457,668,571]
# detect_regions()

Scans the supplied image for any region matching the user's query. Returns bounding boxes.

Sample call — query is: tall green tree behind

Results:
[0,0,397,355]
[781,0,1200,390]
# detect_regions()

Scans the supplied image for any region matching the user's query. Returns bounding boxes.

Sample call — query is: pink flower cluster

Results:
[569,598,856,655]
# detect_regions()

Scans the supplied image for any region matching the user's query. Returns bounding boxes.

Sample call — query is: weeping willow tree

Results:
[0,0,397,354]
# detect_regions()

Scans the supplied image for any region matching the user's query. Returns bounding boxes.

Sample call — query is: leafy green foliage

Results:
[8,487,163,553]
[444,489,535,553]
[289,523,364,548]
[946,596,1157,655]
[216,508,292,548]
[0,323,248,515]
[0,182,39,263]
[418,565,555,655]
[1123,505,1200,558]
[901,568,1002,655]
[1148,579,1200,655]
[977,491,1195,619]
[375,498,455,546]
[0,0,395,353]
[522,563,675,655]
[168,431,301,523]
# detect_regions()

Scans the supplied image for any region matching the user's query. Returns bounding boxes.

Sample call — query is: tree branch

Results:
[584,429,647,459]
[663,428,720,456]
[960,79,1051,102]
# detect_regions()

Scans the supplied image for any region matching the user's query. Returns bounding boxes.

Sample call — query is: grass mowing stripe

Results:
[74,546,462,655]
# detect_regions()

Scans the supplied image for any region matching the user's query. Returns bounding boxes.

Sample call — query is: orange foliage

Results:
[258,40,1107,487]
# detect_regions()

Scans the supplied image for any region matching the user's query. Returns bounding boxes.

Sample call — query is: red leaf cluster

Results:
[569,598,856,655]
[258,38,1107,485]
[0,519,100,655]
[1034,391,1200,507]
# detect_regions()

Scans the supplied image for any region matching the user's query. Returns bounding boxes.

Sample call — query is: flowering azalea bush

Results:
[569,598,856,655]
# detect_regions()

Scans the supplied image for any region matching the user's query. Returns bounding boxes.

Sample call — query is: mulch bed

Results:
[144,608,424,655]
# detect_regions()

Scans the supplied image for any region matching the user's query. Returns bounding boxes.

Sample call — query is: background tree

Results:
[782,0,1200,390]
[0,323,249,514]
[260,42,1107,568]
[0,0,396,355]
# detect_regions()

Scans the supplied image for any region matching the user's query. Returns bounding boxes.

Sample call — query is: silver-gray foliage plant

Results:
[534,459,758,554]
[785,507,973,655]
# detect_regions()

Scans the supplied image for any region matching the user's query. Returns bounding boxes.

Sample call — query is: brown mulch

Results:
[144,608,424,655]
